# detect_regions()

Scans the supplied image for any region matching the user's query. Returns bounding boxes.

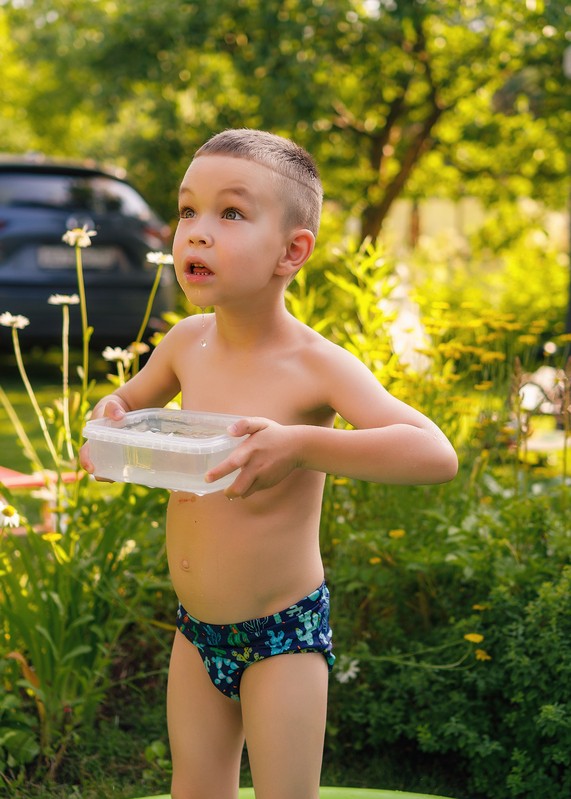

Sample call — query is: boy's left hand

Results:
[204,417,302,499]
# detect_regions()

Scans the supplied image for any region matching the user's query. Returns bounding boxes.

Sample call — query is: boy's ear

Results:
[274,229,315,278]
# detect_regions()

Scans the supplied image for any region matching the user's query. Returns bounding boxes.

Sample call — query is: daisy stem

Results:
[0,384,44,473]
[75,243,90,400]
[61,304,75,461]
[11,326,60,469]
[132,263,163,374]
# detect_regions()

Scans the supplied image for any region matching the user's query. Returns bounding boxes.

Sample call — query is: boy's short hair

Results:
[194,129,323,237]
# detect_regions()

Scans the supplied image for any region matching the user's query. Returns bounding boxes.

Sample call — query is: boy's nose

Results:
[188,228,213,246]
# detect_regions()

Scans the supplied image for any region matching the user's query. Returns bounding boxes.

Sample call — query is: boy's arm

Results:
[79,325,183,473]
[207,343,458,498]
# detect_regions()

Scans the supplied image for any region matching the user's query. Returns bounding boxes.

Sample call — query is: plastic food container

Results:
[83,409,246,494]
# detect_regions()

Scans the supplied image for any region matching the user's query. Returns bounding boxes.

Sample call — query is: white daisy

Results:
[102,346,135,367]
[62,224,97,248]
[146,251,174,266]
[0,502,21,528]
[48,294,80,305]
[0,312,30,329]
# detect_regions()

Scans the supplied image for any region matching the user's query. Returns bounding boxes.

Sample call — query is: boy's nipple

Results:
[180,559,190,571]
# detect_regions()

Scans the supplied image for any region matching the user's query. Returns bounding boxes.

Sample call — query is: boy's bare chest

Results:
[177,349,332,425]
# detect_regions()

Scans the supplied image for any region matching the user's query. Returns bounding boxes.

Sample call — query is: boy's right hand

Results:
[79,397,127,478]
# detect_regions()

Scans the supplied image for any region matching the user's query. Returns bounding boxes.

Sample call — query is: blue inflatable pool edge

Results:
[133,788,456,799]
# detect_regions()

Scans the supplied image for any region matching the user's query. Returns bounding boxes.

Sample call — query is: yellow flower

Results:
[42,532,63,543]
[464,633,484,644]
[388,528,406,539]
[0,312,30,329]
[475,649,492,661]
[517,334,538,346]
[62,224,96,248]
[472,604,490,611]
[474,381,494,391]
[480,351,506,364]
[369,556,382,565]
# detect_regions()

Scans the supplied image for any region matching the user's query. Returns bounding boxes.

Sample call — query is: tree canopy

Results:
[1,0,569,236]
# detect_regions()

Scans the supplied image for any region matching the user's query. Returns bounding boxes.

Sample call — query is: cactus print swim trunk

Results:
[175,581,335,701]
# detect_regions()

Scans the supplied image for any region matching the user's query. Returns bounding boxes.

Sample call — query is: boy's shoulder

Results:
[289,317,363,373]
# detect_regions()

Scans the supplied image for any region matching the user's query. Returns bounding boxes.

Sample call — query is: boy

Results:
[80,129,457,799]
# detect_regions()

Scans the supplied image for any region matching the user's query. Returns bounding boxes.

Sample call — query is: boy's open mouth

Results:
[188,263,213,276]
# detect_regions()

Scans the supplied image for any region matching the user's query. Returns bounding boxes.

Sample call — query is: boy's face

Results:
[173,155,291,309]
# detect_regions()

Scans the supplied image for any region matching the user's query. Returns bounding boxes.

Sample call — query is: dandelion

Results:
[48,294,80,306]
[475,649,492,661]
[472,604,490,611]
[62,224,96,248]
[389,528,406,539]
[335,655,360,684]
[464,633,484,644]
[474,381,494,392]
[369,556,382,565]
[0,312,30,330]
[0,503,21,528]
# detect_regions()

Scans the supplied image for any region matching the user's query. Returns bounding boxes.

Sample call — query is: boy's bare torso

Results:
[166,312,336,623]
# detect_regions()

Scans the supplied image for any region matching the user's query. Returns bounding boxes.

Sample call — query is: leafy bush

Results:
[327,566,571,799]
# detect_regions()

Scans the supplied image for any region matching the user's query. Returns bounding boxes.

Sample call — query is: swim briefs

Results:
[176,581,335,701]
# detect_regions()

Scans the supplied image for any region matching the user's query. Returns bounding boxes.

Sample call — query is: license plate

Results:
[38,246,120,270]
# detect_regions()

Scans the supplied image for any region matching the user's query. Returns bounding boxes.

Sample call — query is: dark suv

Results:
[0,155,176,347]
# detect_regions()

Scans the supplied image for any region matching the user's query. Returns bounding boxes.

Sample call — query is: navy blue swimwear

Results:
[176,581,335,701]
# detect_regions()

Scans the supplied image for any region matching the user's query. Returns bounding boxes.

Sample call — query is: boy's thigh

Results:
[240,652,329,799]
[167,631,245,799]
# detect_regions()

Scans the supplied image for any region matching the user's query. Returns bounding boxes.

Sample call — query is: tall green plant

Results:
[0,234,173,783]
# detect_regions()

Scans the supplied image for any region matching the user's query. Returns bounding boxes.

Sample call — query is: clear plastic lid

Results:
[83,408,245,454]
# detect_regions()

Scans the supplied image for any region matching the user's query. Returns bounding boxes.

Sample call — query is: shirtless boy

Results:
[80,129,458,799]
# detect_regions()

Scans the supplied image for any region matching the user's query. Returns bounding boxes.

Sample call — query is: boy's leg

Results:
[239,653,329,799]
[167,630,245,799]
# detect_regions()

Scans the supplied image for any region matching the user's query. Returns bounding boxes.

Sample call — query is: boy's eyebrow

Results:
[178,184,258,205]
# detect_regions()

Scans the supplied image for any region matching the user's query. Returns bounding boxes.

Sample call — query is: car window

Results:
[0,172,153,220]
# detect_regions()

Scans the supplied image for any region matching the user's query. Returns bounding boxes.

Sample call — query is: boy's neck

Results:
[209,303,296,351]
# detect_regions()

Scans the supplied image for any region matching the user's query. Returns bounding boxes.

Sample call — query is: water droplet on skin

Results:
[200,308,207,347]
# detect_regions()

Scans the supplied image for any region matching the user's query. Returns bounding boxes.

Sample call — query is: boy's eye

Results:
[222,208,243,220]
[178,207,195,219]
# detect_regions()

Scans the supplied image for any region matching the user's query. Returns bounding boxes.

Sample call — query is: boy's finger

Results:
[227,417,268,437]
